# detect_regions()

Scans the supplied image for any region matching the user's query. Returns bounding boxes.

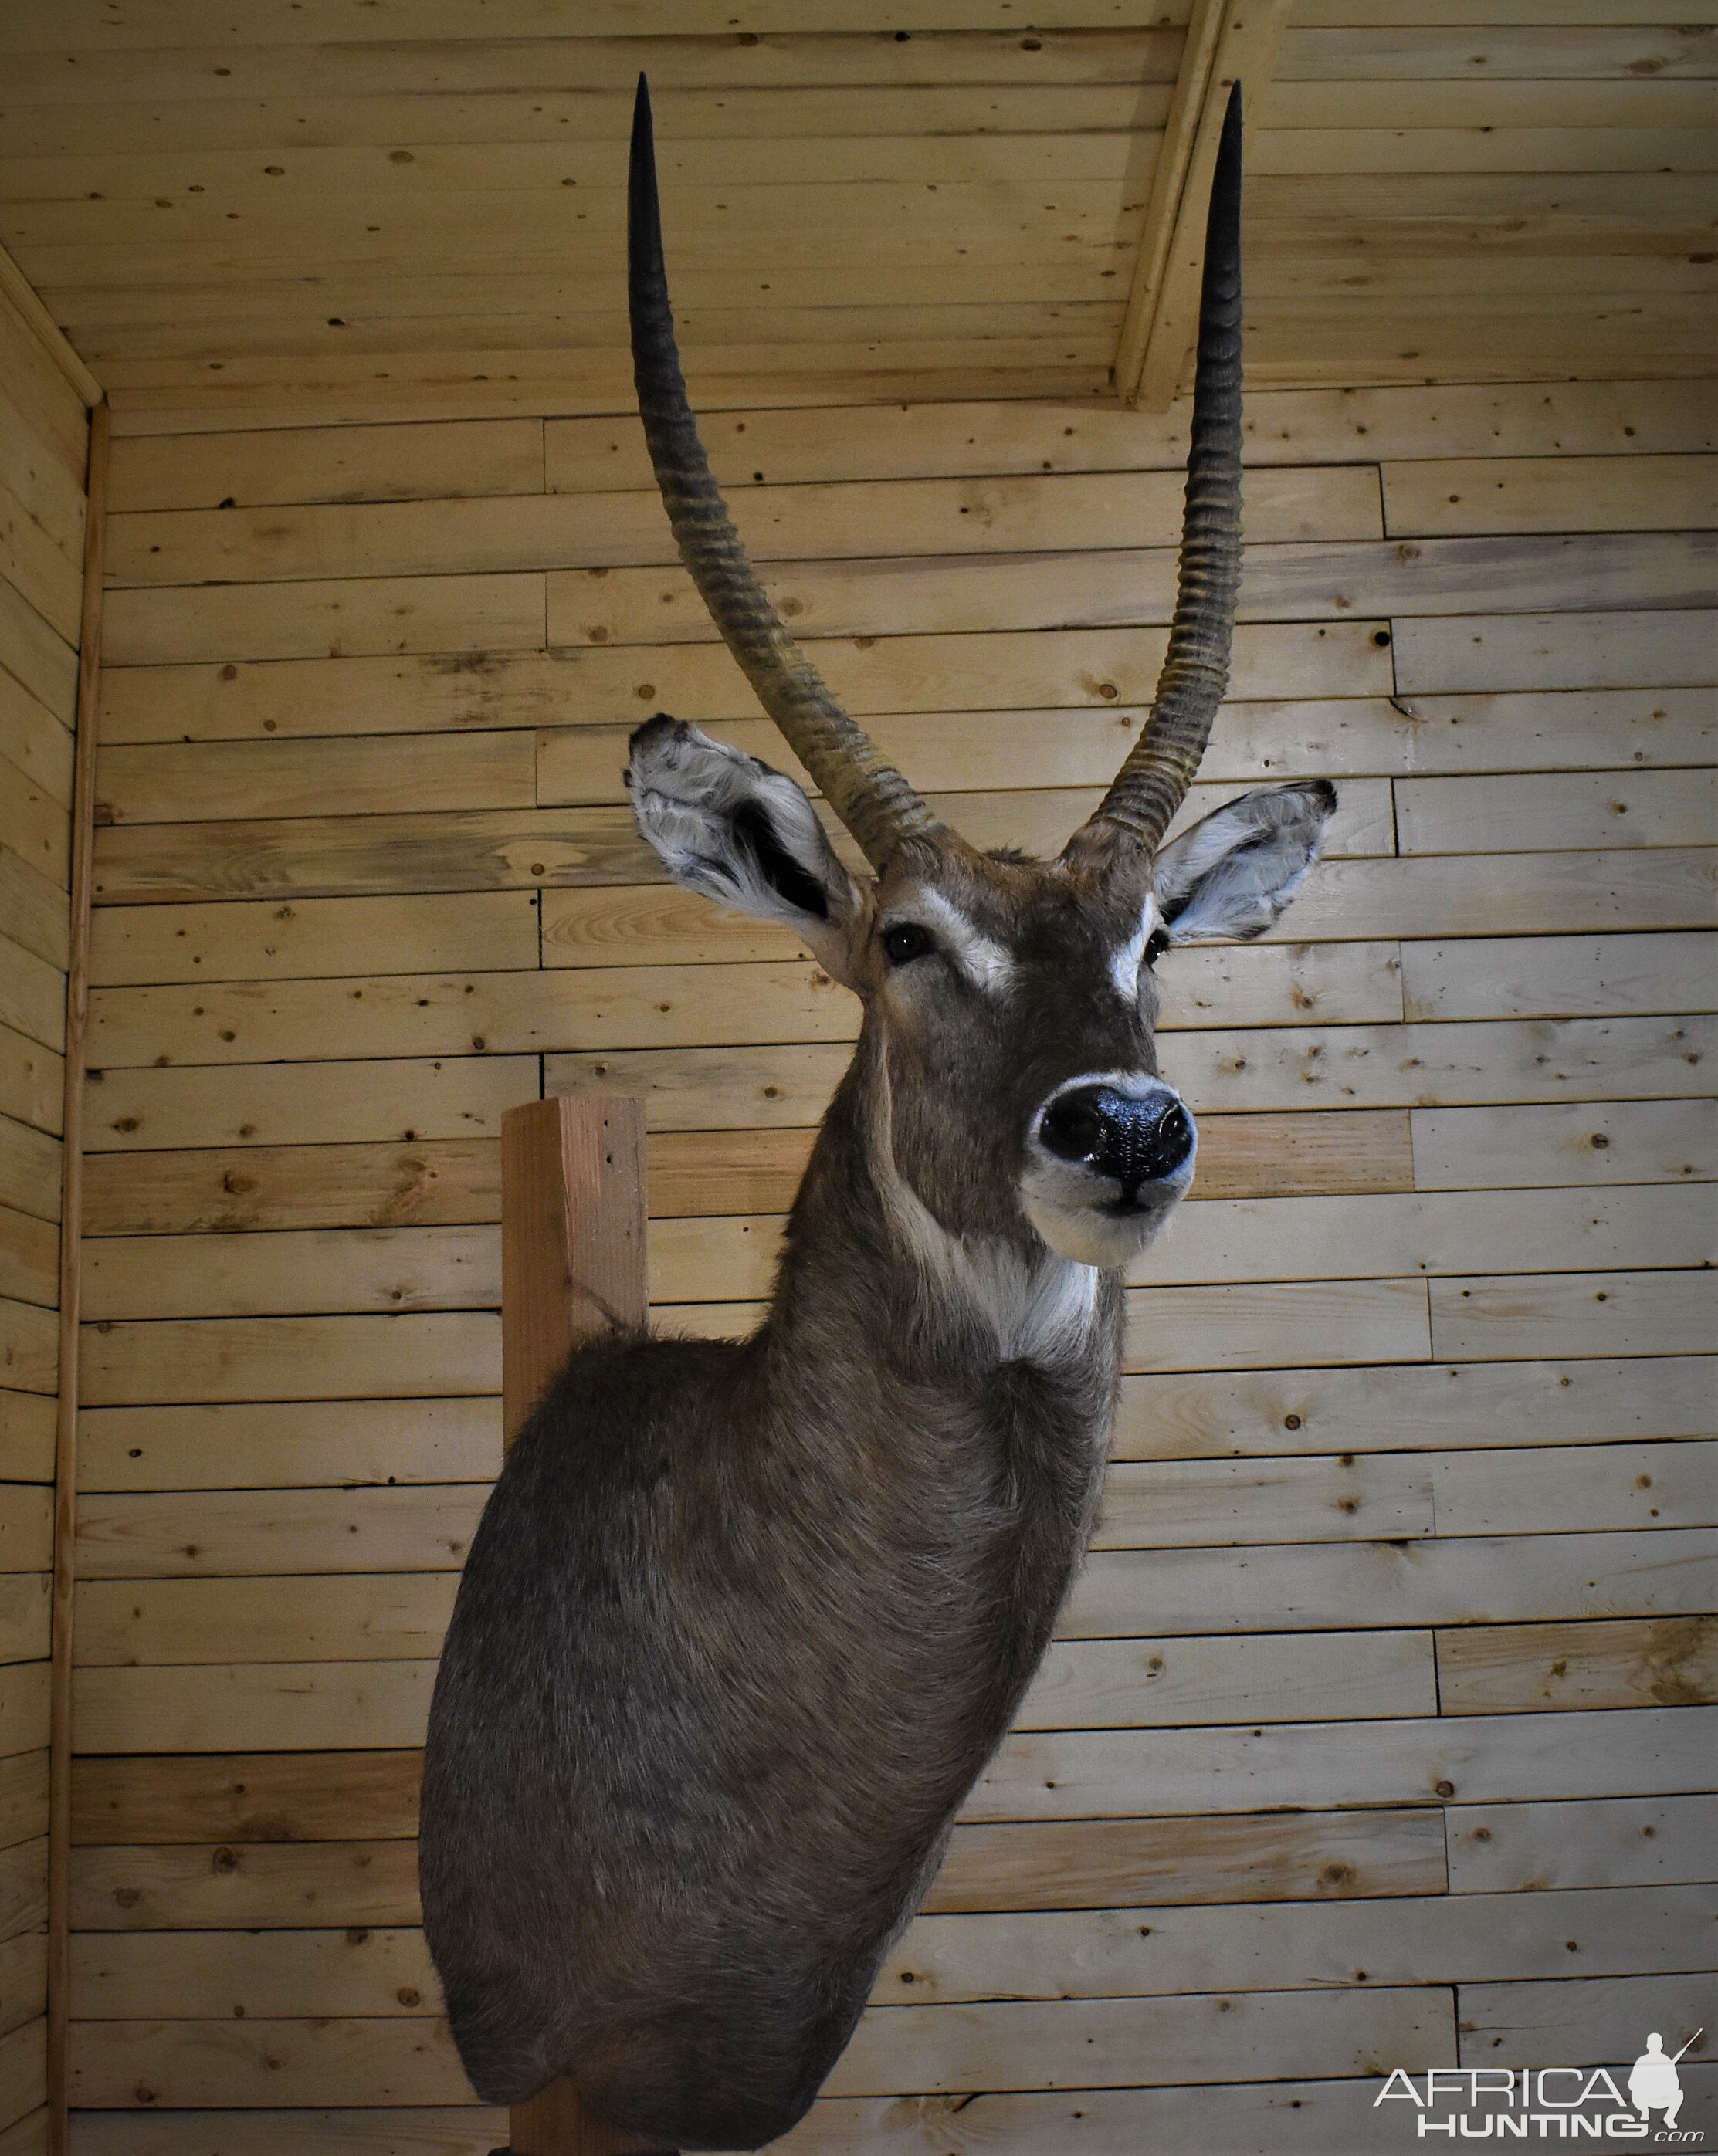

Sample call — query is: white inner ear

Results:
[1154,784,1335,946]
[629,722,852,931]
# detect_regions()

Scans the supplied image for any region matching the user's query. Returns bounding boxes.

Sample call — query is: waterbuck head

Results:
[624,79,1334,1274]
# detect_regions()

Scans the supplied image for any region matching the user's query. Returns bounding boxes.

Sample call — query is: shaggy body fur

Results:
[421,750,1333,2149]
[420,1044,1119,2148]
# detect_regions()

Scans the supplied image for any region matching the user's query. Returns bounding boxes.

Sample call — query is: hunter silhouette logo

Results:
[1376,2026,1706,2140]
[1631,2032,1700,2132]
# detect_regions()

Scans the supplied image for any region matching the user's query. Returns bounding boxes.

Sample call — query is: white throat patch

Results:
[869,1067,1100,1368]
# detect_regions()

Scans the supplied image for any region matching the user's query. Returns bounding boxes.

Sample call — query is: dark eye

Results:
[883,922,937,966]
[1143,926,1171,969]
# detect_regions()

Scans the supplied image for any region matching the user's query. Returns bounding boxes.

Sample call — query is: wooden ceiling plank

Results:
[0,84,1171,159]
[101,371,1119,432]
[0,14,1708,417]
[1246,226,1710,259]
[1118,0,1293,411]
[0,242,99,411]
[1250,171,1713,217]
[1292,0,1718,24]
[1241,354,1717,391]
[44,263,1127,334]
[79,303,1128,371]
[90,344,1127,410]
[0,29,1184,103]
[1113,0,1227,408]
[1276,24,1716,79]
[1254,125,1718,174]
[1251,289,1716,324]
[27,186,1705,293]
[0,76,1706,160]
[0,0,1197,49]
[1244,303,1718,374]
[0,130,1161,203]
[2,176,1145,256]
[1262,78,1716,127]
[0,76,1698,159]
[1246,254,1715,296]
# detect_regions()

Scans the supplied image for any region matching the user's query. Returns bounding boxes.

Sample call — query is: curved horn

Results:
[1069,81,1245,860]
[628,76,942,871]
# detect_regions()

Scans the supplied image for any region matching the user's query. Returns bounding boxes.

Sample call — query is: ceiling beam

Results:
[1113,0,1291,411]
[0,241,102,409]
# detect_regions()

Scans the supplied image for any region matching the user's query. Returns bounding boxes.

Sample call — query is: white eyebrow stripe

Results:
[1109,894,1163,1000]
[906,888,1016,994]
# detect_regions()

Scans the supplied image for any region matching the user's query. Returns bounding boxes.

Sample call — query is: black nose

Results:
[1039,1085,1194,1197]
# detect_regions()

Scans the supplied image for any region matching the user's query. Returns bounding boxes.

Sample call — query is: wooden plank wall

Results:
[0,279,91,2151]
[69,379,1716,2150]
[0,2,1710,421]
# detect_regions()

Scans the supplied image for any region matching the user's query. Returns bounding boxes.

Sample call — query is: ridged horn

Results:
[628,75,942,871]
[1069,80,1246,859]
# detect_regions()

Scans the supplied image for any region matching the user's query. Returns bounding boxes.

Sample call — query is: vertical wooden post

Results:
[500,1095,662,2156]
[49,397,109,2156]
[1113,0,1292,409]
[502,1095,648,1442]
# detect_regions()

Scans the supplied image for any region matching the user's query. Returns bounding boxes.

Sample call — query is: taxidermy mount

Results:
[420,73,1334,2153]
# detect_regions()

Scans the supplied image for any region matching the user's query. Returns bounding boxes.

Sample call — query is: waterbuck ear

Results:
[1152,780,1337,944]
[626,716,866,978]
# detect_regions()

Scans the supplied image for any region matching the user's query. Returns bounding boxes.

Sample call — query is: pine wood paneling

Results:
[1066,1529,1716,1636]
[582,1183,1716,1308]
[80,942,1405,1068]
[56,379,1718,2140]
[1409,1099,1713,1190]
[1437,1616,1718,1716]
[1400,930,1712,1021]
[536,379,1717,490]
[0,274,88,2153]
[541,531,1715,649]
[76,1400,500,1495]
[1381,452,1718,536]
[103,465,1385,587]
[549,1017,1714,1133]
[98,618,1392,732]
[71,1751,424,1846]
[1447,1793,1718,1894]
[3,39,1713,418]
[1456,1972,1718,2070]
[967,1706,1718,1822]
[108,419,545,516]
[81,1055,536,1154]
[0,1044,62,1156]
[1394,607,1718,695]
[74,1108,1413,1239]
[1113,1354,1716,1460]
[63,2111,501,2153]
